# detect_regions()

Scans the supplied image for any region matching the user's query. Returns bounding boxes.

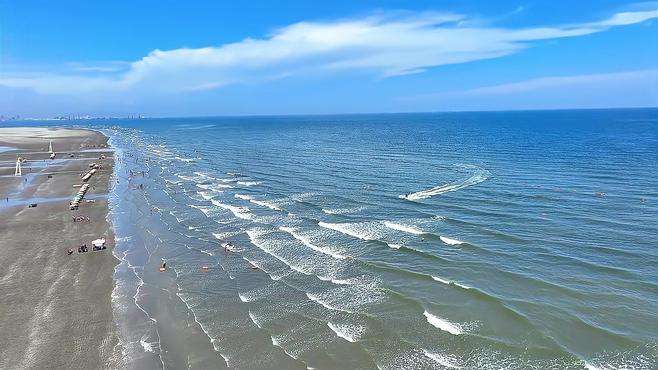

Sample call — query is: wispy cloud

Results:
[1,8,656,95]
[399,70,658,110]
[413,70,658,98]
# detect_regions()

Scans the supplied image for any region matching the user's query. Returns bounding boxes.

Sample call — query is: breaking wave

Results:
[279,226,347,260]
[327,322,364,343]
[235,193,282,211]
[440,236,463,245]
[423,310,464,335]
[384,221,425,235]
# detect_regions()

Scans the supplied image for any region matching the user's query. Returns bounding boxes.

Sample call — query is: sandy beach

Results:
[0,128,119,368]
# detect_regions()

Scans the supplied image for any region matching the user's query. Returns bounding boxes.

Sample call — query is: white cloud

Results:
[1,9,656,95]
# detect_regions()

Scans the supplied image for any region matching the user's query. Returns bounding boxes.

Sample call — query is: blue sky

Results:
[0,0,657,117]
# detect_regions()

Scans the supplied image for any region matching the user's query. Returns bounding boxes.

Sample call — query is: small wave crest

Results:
[210,199,252,220]
[327,322,364,343]
[423,310,463,335]
[197,183,233,191]
[440,236,463,245]
[422,349,461,368]
[431,276,471,289]
[235,194,282,211]
[321,206,365,215]
[318,222,374,241]
[279,226,347,260]
[384,221,424,235]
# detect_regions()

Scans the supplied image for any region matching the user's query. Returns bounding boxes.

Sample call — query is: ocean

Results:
[8,109,658,369]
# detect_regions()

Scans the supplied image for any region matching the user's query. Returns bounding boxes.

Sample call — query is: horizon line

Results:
[4,105,657,122]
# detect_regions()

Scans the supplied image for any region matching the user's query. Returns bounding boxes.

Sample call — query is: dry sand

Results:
[0,128,120,369]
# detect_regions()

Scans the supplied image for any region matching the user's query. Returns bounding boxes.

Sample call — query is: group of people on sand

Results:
[68,241,107,255]
[67,244,89,255]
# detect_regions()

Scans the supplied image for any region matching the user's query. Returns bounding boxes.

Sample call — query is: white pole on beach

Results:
[14,158,22,177]
[49,140,56,159]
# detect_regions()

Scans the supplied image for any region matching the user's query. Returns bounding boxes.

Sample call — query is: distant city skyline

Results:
[1,0,657,116]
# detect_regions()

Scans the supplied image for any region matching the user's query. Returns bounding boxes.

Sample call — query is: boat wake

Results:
[401,165,490,201]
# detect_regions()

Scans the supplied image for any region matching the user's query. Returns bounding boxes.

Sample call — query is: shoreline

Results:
[0,127,120,368]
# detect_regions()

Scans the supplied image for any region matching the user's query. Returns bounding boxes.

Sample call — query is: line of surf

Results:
[279,226,348,260]
[384,221,425,235]
[235,193,282,211]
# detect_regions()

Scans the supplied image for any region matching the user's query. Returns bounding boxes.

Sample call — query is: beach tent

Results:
[92,238,106,247]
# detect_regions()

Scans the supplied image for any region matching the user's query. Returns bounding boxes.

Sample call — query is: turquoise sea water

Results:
[5,109,658,369]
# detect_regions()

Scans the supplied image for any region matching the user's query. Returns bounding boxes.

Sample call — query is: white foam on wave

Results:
[384,221,424,235]
[401,165,490,200]
[440,236,463,245]
[211,231,241,241]
[197,191,214,200]
[387,243,402,249]
[431,276,451,285]
[241,255,290,281]
[189,204,213,217]
[246,229,312,276]
[432,275,470,289]
[197,183,233,190]
[291,192,315,202]
[223,243,240,253]
[423,310,463,335]
[177,174,197,181]
[235,193,282,211]
[306,292,350,313]
[422,349,461,368]
[248,311,263,329]
[163,178,182,186]
[175,156,195,163]
[330,278,355,285]
[306,284,384,313]
[583,361,610,370]
[210,199,252,220]
[217,177,236,183]
[140,337,156,353]
[321,206,365,215]
[251,199,281,211]
[237,181,261,186]
[318,222,374,241]
[327,322,363,343]
[316,275,358,286]
[193,171,215,179]
[279,226,347,260]
[238,293,254,303]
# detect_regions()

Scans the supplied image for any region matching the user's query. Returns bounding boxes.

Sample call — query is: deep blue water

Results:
[3,109,657,369]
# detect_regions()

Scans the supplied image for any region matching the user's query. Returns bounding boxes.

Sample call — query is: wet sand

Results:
[0,128,119,368]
